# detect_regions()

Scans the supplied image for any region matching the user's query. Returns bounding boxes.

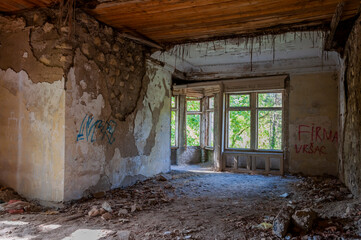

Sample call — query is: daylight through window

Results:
[171,96,178,147]
[226,91,283,151]
[206,97,214,147]
[186,98,201,146]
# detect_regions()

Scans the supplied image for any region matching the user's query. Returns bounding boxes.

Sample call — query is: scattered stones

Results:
[102,201,113,213]
[88,207,100,217]
[280,193,290,198]
[101,212,112,221]
[116,230,134,240]
[131,204,137,213]
[273,204,295,238]
[255,222,273,230]
[118,208,128,216]
[291,208,317,232]
[156,174,170,182]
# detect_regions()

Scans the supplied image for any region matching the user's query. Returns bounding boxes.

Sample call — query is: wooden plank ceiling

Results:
[0,0,55,12]
[0,0,359,44]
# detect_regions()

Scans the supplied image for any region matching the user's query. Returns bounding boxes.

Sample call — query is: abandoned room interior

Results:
[0,0,361,239]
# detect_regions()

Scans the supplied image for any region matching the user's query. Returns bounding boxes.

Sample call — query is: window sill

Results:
[223,150,283,155]
[205,147,214,151]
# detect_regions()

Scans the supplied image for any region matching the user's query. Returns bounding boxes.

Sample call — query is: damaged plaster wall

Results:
[0,15,65,202]
[289,72,339,176]
[0,9,171,202]
[63,12,171,201]
[339,15,361,197]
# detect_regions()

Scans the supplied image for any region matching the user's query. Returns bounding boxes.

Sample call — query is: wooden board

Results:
[88,0,360,43]
[0,0,359,44]
[0,0,55,12]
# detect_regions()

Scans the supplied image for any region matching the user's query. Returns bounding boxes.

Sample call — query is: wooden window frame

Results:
[186,98,202,147]
[225,90,284,153]
[171,96,179,149]
[205,96,215,149]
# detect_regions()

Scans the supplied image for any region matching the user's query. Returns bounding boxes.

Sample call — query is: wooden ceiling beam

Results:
[120,28,164,49]
[324,1,346,50]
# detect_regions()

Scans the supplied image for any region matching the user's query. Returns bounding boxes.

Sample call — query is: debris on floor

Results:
[1,169,361,239]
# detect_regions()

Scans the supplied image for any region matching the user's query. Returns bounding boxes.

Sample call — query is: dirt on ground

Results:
[0,165,361,240]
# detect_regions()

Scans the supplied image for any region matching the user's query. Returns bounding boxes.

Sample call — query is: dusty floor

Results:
[0,165,360,240]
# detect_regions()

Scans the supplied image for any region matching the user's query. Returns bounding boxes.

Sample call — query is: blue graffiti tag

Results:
[76,114,117,144]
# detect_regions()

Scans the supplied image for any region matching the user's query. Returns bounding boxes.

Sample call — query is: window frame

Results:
[186,97,202,147]
[225,90,284,153]
[185,97,203,148]
[256,92,283,150]
[205,96,215,149]
[170,96,179,148]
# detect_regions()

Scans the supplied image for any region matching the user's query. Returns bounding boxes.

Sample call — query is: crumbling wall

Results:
[339,15,361,196]
[289,72,339,176]
[63,12,171,200]
[0,15,65,202]
[0,9,171,202]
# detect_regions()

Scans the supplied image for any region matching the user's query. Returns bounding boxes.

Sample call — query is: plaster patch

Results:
[0,68,65,202]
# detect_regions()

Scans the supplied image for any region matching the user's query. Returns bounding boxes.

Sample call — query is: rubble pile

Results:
[0,186,43,214]
[64,174,175,221]
[270,176,361,239]
[294,176,352,207]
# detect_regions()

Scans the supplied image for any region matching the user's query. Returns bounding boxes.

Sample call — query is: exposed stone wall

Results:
[65,57,171,200]
[339,15,361,196]
[288,72,339,176]
[0,14,65,202]
[0,9,171,202]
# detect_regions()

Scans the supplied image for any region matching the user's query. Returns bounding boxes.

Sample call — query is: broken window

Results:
[226,92,283,151]
[206,96,214,147]
[171,96,178,147]
[186,98,201,146]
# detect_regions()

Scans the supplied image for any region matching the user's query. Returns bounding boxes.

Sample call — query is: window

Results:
[206,97,214,147]
[171,96,178,147]
[257,93,282,150]
[226,91,283,151]
[227,94,251,149]
[186,98,201,146]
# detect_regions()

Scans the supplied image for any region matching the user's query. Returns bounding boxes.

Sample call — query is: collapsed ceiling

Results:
[0,0,359,45]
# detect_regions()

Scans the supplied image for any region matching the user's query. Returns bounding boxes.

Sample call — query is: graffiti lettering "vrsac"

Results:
[76,114,117,145]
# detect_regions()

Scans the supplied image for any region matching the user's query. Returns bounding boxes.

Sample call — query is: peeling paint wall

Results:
[65,58,171,200]
[62,10,171,200]
[289,72,339,176]
[0,15,65,202]
[339,15,361,197]
[0,9,171,202]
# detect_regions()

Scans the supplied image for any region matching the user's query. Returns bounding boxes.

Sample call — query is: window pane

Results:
[258,93,282,108]
[187,100,201,111]
[171,110,176,146]
[228,111,251,148]
[229,94,250,107]
[258,110,282,150]
[171,97,176,108]
[186,114,200,146]
[209,97,214,109]
[208,112,214,147]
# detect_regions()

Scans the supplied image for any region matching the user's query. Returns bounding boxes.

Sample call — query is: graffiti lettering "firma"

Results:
[76,114,117,145]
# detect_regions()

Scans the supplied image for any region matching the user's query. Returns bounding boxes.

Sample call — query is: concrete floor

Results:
[0,165,358,239]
